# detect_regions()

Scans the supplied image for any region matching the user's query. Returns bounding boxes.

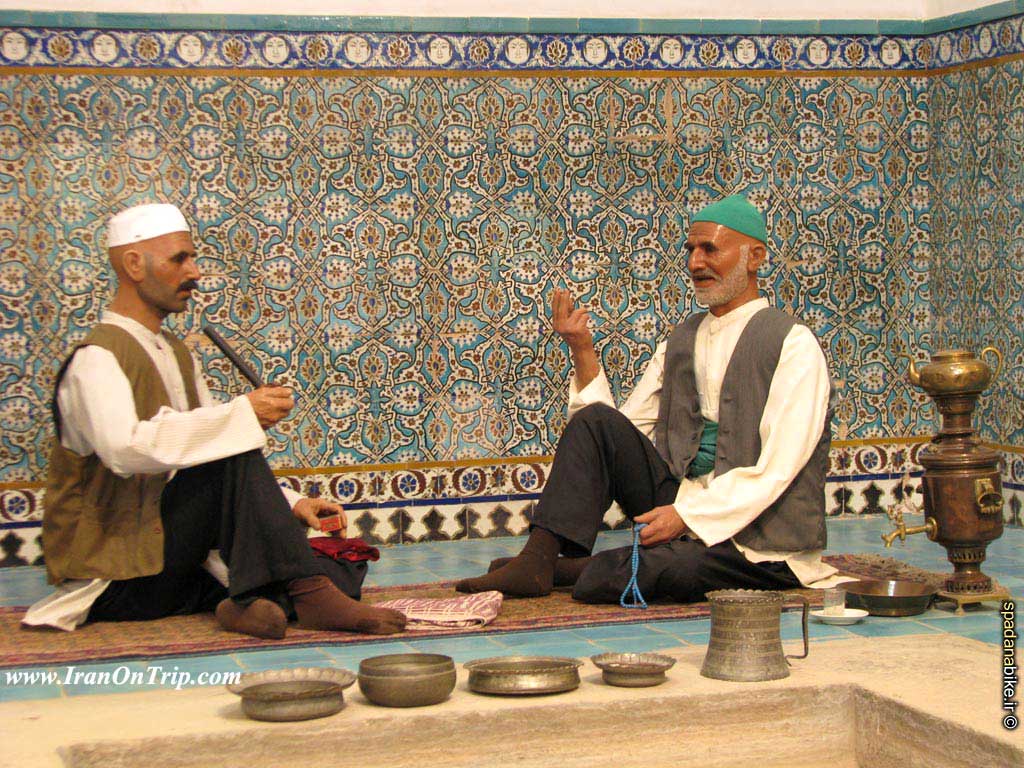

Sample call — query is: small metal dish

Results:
[465,655,582,696]
[843,579,937,617]
[227,667,355,722]
[358,653,456,707]
[590,652,677,687]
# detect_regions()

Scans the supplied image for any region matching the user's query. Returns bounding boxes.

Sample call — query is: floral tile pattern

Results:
[0,14,1022,565]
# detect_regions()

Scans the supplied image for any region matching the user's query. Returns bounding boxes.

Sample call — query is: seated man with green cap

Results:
[456,194,841,602]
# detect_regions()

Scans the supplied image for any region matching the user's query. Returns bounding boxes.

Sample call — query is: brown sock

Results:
[488,555,593,588]
[288,575,406,635]
[455,527,561,597]
[215,597,287,640]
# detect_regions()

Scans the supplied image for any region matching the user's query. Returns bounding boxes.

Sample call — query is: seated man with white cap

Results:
[23,203,406,638]
[457,195,843,602]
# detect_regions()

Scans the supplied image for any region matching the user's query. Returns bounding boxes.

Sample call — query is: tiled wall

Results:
[1,11,1022,564]
[929,58,1024,446]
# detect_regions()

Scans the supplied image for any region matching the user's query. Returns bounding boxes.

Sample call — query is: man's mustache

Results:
[690,270,720,282]
[178,279,199,292]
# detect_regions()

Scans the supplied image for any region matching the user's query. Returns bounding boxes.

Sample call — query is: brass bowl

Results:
[843,579,937,617]
[590,652,677,687]
[227,667,355,722]
[358,653,456,707]
[465,655,582,696]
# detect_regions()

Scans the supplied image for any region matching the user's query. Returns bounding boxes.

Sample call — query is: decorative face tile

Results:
[2,21,1023,72]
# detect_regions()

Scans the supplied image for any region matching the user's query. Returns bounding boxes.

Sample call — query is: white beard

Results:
[693,249,750,308]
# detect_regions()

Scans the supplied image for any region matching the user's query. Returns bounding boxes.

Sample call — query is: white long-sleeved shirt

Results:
[23,311,302,630]
[569,298,844,587]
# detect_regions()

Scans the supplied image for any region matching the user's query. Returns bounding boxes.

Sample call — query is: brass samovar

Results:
[885,347,1008,609]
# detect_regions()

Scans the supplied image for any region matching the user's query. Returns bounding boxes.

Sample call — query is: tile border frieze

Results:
[1,13,1023,73]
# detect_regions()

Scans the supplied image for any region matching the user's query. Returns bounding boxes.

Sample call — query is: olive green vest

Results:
[43,324,200,584]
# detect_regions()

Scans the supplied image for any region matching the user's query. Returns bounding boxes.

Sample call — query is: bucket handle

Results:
[784,594,810,663]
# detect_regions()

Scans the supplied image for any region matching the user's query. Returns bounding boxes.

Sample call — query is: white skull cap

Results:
[107,203,190,248]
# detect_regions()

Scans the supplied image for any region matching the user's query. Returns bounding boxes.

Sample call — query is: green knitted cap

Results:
[691,195,767,243]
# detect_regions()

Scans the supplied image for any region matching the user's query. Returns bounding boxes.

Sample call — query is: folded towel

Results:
[309,537,380,563]
[372,591,503,630]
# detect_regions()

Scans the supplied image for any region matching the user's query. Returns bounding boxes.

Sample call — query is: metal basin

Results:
[357,653,456,707]
[843,579,936,616]
[465,655,582,695]
[590,652,676,687]
[227,667,355,722]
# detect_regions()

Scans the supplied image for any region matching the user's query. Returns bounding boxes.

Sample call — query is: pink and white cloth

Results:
[373,590,503,630]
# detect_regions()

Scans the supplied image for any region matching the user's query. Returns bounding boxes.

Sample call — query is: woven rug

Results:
[2,553,945,669]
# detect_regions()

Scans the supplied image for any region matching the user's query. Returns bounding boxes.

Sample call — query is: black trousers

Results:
[532,403,801,604]
[88,450,325,622]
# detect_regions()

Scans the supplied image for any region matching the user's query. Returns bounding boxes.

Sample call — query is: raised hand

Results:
[246,385,295,429]
[550,287,592,351]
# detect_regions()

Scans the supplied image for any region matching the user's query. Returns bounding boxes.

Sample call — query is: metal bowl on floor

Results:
[227,667,356,722]
[465,655,583,695]
[358,653,456,707]
[843,579,937,617]
[590,652,677,687]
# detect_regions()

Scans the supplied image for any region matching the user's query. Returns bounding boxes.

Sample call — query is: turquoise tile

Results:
[783,615,859,641]
[409,17,468,33]
[579,19,642,34]
[573,622,665,640]
[367,572,433,587]
[647,619,711,638]
[466,18,505,33]
[0,566,48,606]
[491,18,531,34]
[235,647,333,671]
[0,681,64,701]
[497,629,590,647]
[842,618,942,638]
[0,666,64,702]
[701,20,762,35]
[0,11,33,25]
[350,16,411,32]
[761,20,820,35]
[499,640,599,657]
[527,18,580,34]
[591,635,680,654]
[407,635,505,661]
[317,647,377,670]
[956,628,1002,645]
[818,20,880,35]
[917,612,1003,642]
[639,20,704,35]
[878,20,926,35]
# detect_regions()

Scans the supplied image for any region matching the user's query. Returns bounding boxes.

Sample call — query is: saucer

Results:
[811,608,868,625]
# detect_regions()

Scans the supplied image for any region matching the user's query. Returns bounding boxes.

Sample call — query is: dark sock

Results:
[288,575,406,635]
[488,555,593,588]
[455,527,561,597]
[215,597,287,640]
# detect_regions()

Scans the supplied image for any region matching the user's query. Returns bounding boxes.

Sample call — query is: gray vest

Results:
[655,306,832,552]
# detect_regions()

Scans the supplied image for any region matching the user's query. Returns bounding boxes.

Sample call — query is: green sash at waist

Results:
[686,419,718,479]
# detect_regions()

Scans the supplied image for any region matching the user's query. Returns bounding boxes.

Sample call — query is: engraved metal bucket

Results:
[700,590,809,682]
